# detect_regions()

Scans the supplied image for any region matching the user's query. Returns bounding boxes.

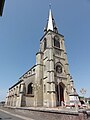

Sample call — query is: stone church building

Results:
[5,8,80,108]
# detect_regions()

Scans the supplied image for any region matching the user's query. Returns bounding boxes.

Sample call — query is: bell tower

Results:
[35,7,79,107]
[5,5,80,108]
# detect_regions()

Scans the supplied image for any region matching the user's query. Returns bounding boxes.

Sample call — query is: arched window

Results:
[56,65,62,74]
[54,36,60,48]
[44,84,46,93]
[44,38,47,50]
[19,85,21,94]
[27,83,33,94]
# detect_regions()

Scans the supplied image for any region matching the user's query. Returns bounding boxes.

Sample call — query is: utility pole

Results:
[0,0,5,16]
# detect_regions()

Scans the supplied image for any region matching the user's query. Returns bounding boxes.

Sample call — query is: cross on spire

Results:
[49,2,51,9]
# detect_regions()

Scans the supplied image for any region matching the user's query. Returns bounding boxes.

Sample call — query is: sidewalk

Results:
[1,106,90,120]
[4,106,82,114]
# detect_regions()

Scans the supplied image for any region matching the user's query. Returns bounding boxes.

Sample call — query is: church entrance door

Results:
[56,83,64,106]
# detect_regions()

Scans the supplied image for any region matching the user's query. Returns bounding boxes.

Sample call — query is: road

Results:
[0,109,23,120]
[0,108,33,120]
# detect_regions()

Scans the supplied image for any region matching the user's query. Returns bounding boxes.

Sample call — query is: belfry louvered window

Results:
[54,36,60,48]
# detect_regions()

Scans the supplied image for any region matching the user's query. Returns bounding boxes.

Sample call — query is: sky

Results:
[0,0,90,101]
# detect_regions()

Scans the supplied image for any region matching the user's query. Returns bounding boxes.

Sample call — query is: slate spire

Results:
[44,5,58,33]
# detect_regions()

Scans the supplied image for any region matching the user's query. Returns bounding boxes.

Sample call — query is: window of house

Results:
[27,83,33,94]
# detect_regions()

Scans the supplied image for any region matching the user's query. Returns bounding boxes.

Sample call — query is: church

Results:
[5,8,80,108]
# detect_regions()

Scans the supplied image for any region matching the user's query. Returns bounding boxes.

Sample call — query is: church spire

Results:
[44,5,58,33]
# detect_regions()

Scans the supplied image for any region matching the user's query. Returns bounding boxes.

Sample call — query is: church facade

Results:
[5,8,79,108]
